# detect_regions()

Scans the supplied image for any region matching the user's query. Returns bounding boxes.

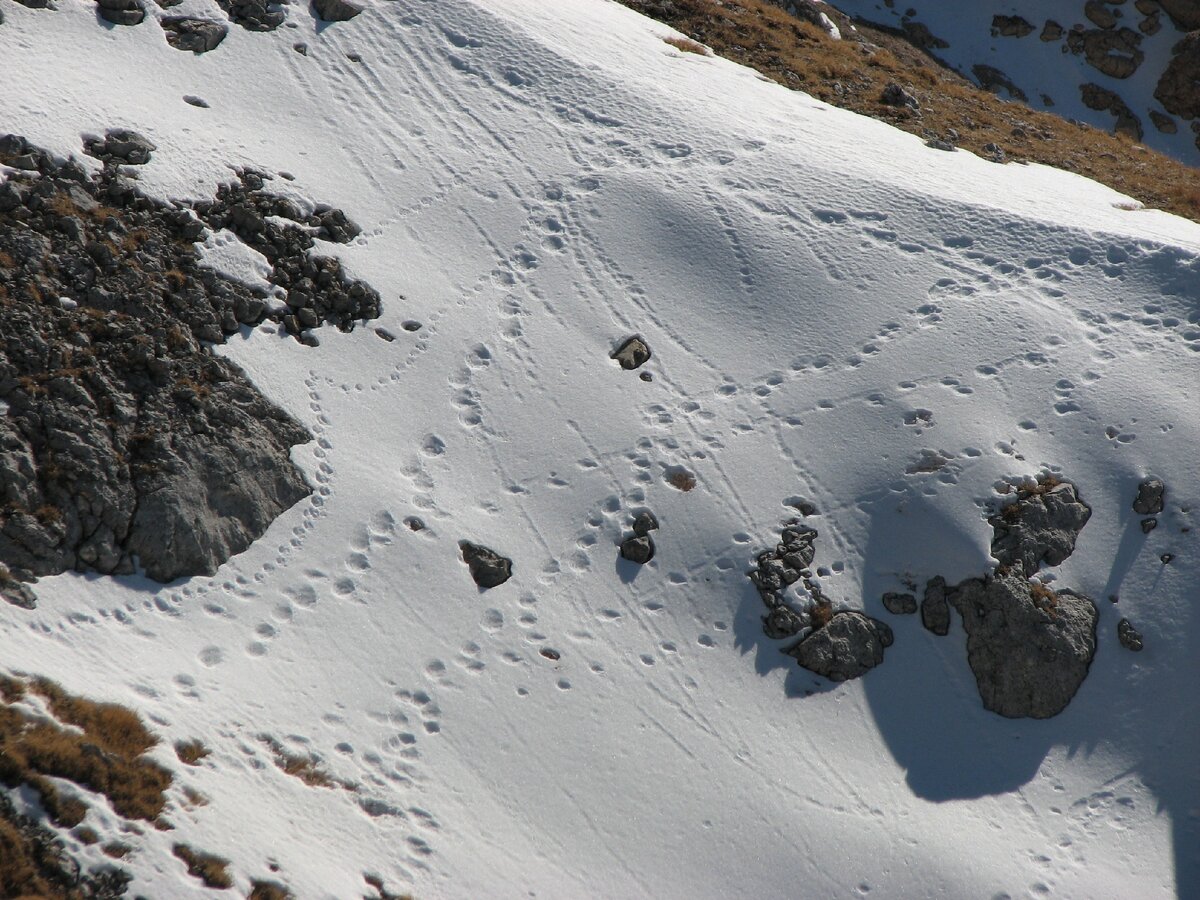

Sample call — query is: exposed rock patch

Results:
[1159,0,1200,30]
[0,135,383,591]
[313,0,363,22]
[988,479,1092,577]
[882,591,917,614]
[920,575,950,635]
[84,129,156,166]
[217,0,285,31]
[972,64,1027,102]
[1118,617,1144,651]
[1066,27,1144,79]
[162,17,228,53]
[1081,83,1144,139]
[787,610,893,682]
[620,534,655,564]
[992,15,1034,38]
[947,571,1098,719]
[460,541,512,588]
[96,0,145,26]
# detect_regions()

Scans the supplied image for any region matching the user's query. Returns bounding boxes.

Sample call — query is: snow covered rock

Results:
[1118,618,1145,652]
[611,335,651,370]
[989,480,1091,576]
[96,0,145,27]
[313,0,364,22]
[786,611,892,682]
[217,0,285,31]
[946,571,1098,719]
[84,129,156,165]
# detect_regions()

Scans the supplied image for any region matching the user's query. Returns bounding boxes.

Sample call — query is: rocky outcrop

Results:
[988,480,1091,576]
[312,0,363,22]
[920,576,951,635]
[162,17,228,53]
[96,0,145,26]
[460,541,513,588]
[1081,83,1144,139]
[1084,0,1120,29]
[216,0,285,31]
[882,591,917,614]
[1066,27,1144,79]
[992,15,1033,38]
[84,129,156,166]
[1156,33,1200,121]
[972,64,1027,102]
[1118,618,1144,651]
[0,135,384,591]
[946,571,1098,719]
[786,611,893,682]
[1159,0,1200,30]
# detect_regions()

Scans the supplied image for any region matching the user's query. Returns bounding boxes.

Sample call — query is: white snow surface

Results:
[1,0,1199,897]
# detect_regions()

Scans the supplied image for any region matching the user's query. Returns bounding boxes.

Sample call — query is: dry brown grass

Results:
[0,676,172,826]
[261,736,339,788]
[619,0,1200,223]
[175,739,212,766]
[808,598,834,629]
[173,843,233,890]
[363,873,415,900]
[665,467,697,492]
[250,880,296,900]
[664,35,709,55]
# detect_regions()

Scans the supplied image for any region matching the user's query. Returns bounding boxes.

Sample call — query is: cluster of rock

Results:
[1,0,363,54]
[0,134,384,602]
[986,3,1200,150]
[750,522,893,682]
[619,510,659,564]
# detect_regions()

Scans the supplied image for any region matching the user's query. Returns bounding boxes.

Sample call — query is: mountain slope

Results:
[0,0,1197,897]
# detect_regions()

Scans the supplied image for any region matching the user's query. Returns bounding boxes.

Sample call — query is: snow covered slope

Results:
[832,0,1200,164]
[1,0,1198,897]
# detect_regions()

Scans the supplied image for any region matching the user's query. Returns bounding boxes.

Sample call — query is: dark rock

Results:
[96,0,145,25]
[183,95,210,109]
[992,14,1034,37]
[989,480,1091,576]
[882,591,917,615]
[611,336,651,370]
[786,611,891,682]
[1085,0,1120,29]
[313,0,363,21]
[1158,0,1200,29]
[1141,517,1157,534]
[981,141,1007,163]
[925,139,956,152]
[947,571,1098,718]
[1149,109,1177,133]
[539,647,561,661]
[632,510,659,537]
[763,605,804,639]
[1160,553,1174,564]
[85,129,156,165]
[972,64,1028,102]
[1041,20,1064,41]
[900,20,948,50]
[921,576,950,635]
[1133,476,1165,515]
[620,534,655,564]
[460,541,512,588]
[1117,618,1144,651]
[880,82,919,110]
[1080,83,1143,139]
[1066,27,1144,79]
[162,17,228,53]
[1139,11,1162,33]
[639,371,653,383]
[217,0,285,31]
[0,572,36,609]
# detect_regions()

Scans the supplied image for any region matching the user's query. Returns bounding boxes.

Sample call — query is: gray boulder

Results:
[162,17,228,53]
[632,510,659,537]
[460,541,512,588]
[947,571,1098,718]
[883,591,917,615]
[786,611,891,682]
[313,0,363,21]
[1118,618,1144,652]
[620,534,655,564]
[611,336,651,370]
[1132,476,1165,515]
[96,0,145,26]
[921,576,950,635]
[989,480,1091,575]
[0,571,36,609]
[86,129,156,165]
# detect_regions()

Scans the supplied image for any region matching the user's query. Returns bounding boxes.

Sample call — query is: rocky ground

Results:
[0,133,382,603]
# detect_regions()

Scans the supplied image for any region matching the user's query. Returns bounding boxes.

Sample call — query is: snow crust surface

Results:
[0,0,1198,897]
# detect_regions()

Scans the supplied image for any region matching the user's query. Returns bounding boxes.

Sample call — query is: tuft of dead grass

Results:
[260,736,339,789]
[173,843,233,890]
[0,676,173,826]
[174,739,211,767]
[619,0,1200,224]
[664,35,709,55]
[665,467,697,492]
[250,880,296,900]
[363,873,415,900]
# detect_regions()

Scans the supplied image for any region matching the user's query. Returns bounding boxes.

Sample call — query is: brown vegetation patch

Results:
[665,466,697,492]
[174,739,212,766]
[260,736,340,788]
[364,873,414,900]
[250,880,295,900]
[0,676,172,826]
[173,843,233,890]
[619,0,1200,222]
[664,35,709,55]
